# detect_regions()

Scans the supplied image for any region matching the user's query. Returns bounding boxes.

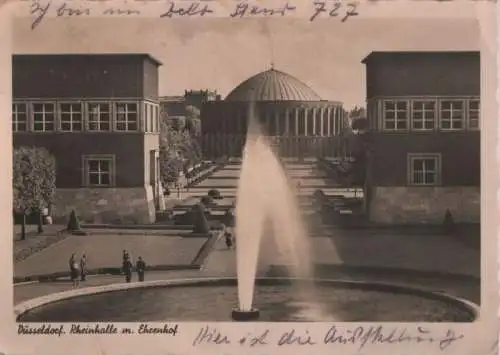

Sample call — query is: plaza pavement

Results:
[14,234,207,278]
[14,231,480,305]
[13,160,480,305]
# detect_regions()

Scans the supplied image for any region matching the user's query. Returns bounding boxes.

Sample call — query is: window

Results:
[154,105,159,132]
[115,103,138,131]
[439,100,464,130]
[60,103,83,132]
[383,100,408,131]
[411,101,436,130]
[88,103,111,131]
[468,99,480,130]
[82,155,114,187]
[145,103,151,132]
[408,154,441,186]
[12,103,28,132]
[33,103,55,132]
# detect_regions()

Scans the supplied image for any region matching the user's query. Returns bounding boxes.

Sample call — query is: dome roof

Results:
[225,68,321,102]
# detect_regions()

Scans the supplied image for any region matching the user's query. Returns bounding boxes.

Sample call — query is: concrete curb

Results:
[80,224,194,230]
[14,277,480,321]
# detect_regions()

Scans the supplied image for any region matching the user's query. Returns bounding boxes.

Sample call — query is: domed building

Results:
[201,68,347,158]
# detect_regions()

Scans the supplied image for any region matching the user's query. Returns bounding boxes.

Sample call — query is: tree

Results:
[13,146,56,240]
[184,105,201,136]
[344,106,368,187]
[349,106,367,134]
[351,118,368,132]
[159,106,203,189]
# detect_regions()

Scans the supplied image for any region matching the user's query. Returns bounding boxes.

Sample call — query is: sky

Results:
[13,6,482,109]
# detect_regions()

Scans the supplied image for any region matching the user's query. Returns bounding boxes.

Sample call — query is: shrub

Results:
[201,195,215,206]
[191,203,210,234]
[313,189,325,200]
[443,209,455,235]
[67,210,81,231]
[208,189,222,199]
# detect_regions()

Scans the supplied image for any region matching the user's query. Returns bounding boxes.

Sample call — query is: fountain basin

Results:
[15,277,479,322]
[231,308,260,321]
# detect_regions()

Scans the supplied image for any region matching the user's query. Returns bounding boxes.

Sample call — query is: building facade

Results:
[160,90,219,134]
[362,51,480,224]
[201,68,347,158]
[12,54,164,224]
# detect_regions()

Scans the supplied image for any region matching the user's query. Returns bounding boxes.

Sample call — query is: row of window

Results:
[12,101,160,133]
[380,99,479,131]
[76,152,443,187]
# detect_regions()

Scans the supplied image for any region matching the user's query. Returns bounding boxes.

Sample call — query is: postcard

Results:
[2,0,498,354]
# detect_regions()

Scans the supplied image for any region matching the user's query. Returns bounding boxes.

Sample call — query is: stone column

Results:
[312,107,317,136]
[285,108,290,135]
[320,108,325,136]
[304,108,309,136]
[326,108,331,136]
[295,108,299,136]
[333,107,338,136]
[331,109,334,136]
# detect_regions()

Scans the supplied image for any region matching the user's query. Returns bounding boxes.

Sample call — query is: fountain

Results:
[232,101,316,321]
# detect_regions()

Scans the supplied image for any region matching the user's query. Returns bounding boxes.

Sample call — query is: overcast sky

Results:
[13,9,481,109]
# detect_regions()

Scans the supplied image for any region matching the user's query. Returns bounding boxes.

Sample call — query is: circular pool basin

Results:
[17,278,477,322]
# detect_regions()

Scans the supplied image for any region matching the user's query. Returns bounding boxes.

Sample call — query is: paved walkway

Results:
[14,234,208,278]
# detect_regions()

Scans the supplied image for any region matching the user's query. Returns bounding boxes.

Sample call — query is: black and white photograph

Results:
[4,1,498,354]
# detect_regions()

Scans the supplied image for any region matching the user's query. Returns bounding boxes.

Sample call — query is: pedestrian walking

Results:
[80,253,87,281]
[69,253,79,287]
[136,256,146,282]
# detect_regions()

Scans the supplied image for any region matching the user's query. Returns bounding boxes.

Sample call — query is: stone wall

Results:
[51,186,156,224]
[368,186,480,224]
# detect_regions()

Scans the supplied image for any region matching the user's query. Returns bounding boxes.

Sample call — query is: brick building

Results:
[362,51,480,224]
[12,53,164,224]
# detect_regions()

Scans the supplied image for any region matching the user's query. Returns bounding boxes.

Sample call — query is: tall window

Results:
[145,103,151,133]
[88,103,111,131]
[12,103,28,132]
[154,105,159,132]
[411,101,436,131]
[468,99,480,130]
[82,155,114,187]
[60,103,83,132]
[383,100,408,131]
[408,154,441,186]
[440,100,464,130]
[33,103,55,132]
[115,103,138,131]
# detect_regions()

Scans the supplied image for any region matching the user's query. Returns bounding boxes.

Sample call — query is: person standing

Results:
[224,230,233,250]
[123,257,133,283]
[69,253,79,287]
[80,254,87,282]
[136,256,146,282]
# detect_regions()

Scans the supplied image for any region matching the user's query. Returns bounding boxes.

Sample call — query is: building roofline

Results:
[159,96,185,102]
[361,50,480,64]
[12,53,163,66]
